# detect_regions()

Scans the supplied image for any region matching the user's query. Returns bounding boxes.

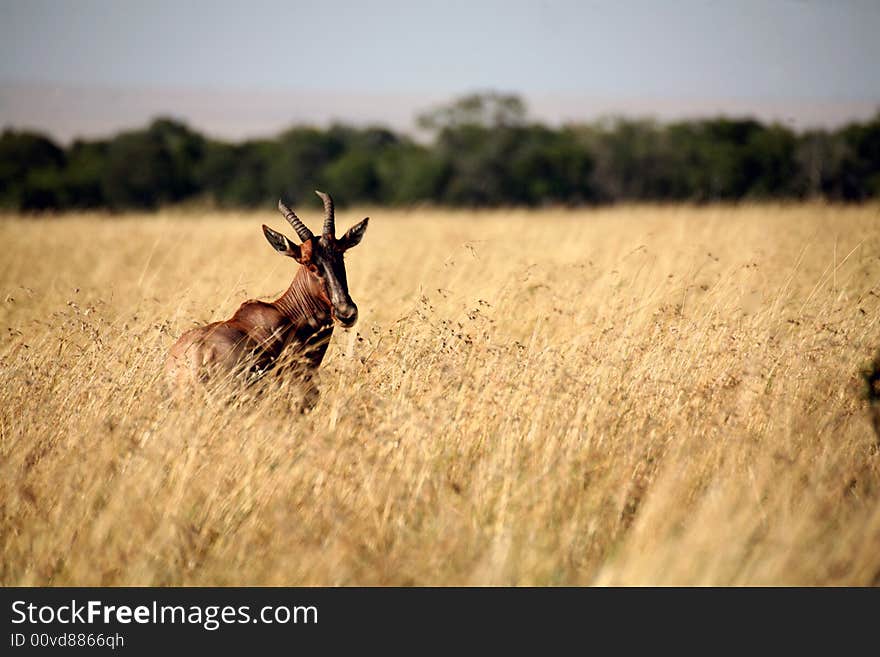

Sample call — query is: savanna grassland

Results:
[1,204,879,586]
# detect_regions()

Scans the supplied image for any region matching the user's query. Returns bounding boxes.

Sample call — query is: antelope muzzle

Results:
[333,302,358,327]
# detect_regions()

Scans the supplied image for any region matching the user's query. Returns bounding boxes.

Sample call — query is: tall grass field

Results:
[1,203,879,585]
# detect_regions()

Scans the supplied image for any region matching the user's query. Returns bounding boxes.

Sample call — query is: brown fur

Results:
[164,193,368,407]
[164,267,333,405]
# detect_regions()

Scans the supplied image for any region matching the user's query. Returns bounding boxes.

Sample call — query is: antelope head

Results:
[262,191,368,327]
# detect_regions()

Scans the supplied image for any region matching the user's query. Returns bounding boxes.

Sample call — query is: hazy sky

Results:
[2,0,879,140]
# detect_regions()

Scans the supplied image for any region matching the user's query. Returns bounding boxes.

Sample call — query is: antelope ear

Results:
[338,217,369,250]
[262,225,302,260]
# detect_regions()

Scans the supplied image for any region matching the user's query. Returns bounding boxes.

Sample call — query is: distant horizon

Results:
[2,81,877,144]
[3,1,879,142]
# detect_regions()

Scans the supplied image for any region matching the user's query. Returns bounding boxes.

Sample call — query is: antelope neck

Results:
[273,266,330,324]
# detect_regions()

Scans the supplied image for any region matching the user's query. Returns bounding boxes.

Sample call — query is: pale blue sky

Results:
[1,1,879,140]
[3,0,879,97]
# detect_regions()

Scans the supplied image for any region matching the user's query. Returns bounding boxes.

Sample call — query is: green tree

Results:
[61,140,110,208]
[1,95,878,211]
[375,143,450,204]
[0,130,66,210]
[417,92,527,132]
[100,118,205,209]
[267,127,346,206]
[198,140,273,207]
[836,112,880,200]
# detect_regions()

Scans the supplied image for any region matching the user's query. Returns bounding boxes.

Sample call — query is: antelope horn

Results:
[316,190,335,238]
[277,199,313,242]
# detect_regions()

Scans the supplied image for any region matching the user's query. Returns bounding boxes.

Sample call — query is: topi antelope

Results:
[164,191,368,407]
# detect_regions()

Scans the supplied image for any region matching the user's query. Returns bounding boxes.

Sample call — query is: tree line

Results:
[1,93,878,212]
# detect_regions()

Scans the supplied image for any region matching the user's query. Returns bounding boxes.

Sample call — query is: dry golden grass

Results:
[1,203,879,586]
